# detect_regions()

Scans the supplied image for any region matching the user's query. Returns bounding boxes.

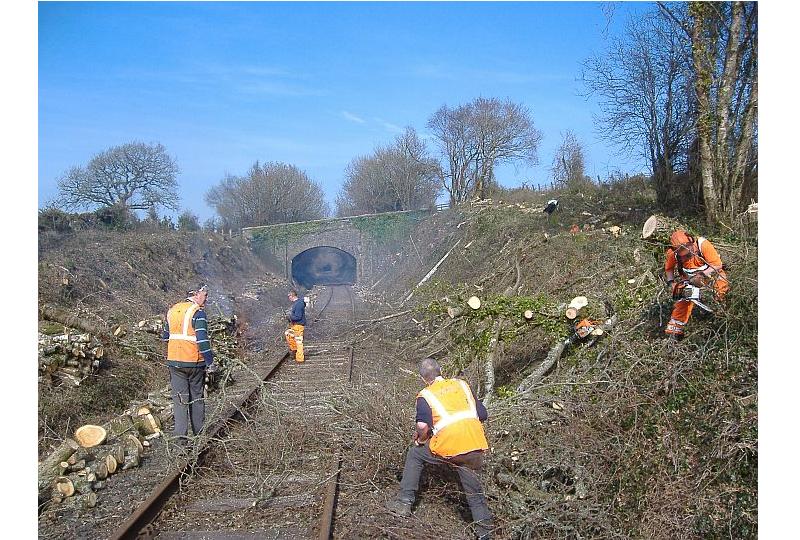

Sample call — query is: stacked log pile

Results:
[38,388,173,507]
[38,331,106,386]
[39,430,145,507]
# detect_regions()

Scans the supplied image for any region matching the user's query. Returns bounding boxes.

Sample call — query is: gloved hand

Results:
[671,282,682,300]
[206,363,219,374]
[689,274,708,287]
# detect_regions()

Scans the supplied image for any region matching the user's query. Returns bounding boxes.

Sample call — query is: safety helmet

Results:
[670,230,692,249]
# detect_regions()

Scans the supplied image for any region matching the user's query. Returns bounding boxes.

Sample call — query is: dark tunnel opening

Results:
[291,246,357,288]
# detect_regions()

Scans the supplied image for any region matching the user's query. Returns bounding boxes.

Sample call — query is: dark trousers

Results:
[399,443,492,530]
[168,366,206,437]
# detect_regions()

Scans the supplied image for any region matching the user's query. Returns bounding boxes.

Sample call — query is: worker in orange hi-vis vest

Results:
[162,285,218,446]
[664,230,729,339]
[386,358,493,540]
[284,290,306,363]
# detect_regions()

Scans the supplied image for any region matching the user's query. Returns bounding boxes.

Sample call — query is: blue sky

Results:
[39,1,652,221]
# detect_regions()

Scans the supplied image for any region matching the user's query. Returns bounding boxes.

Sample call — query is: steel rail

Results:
[111,285,355,540]
[109,352,289,540]
[316,345,353,540]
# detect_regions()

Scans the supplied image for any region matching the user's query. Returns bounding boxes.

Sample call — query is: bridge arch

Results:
[291,246,357,288]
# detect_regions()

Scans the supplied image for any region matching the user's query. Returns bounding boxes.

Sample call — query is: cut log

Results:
[80,492,98,509]
[103,415,136,439]
[104,454,118,475]
[467,296,482,310]
[568,296,588,310]
[121,434,144,471]
[133,412,161,436]
[72,477,94,495]
[74,425,107,448]
[565,307,578,320]
[90,346,104,359]
[69,447,97,464]
[136,406,152,417]
[66,459,86,473]
[108,444,125,466]
[447,307,463,319]
[38,305,111,339]
[55,477,74,497]
[38,438,79,501]
[641,214,692,241]
[124,434,144,456]
[523,310,534,320]
[122,451,141,470]
[90,460,108,481]
[113,325,126,337]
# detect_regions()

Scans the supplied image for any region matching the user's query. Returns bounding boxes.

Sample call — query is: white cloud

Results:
[341,111,366,124]
[378,120,404,134]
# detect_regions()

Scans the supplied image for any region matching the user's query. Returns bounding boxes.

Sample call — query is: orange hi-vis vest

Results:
[167,301,203,364]
[667,237,723,279]
[418,378,489,458]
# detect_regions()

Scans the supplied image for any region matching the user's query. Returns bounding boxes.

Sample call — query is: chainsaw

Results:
[674,282,714,313]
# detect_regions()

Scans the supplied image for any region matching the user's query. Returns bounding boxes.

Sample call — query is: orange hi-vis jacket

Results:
[167,301,203,364]
[665,237,724,281]
[418,378,489,458]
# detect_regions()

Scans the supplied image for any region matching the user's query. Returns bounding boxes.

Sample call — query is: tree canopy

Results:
[56,142,180,212]
[206,161,329,229]
[427,97,542,204]
[335,128,439,217]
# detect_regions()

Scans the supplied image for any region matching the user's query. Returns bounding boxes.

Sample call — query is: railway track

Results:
[111,285,356,540]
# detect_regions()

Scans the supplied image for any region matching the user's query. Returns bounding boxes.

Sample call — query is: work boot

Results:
[385,498,413,517]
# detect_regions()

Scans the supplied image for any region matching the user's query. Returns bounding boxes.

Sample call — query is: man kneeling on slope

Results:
[386,357,493,540]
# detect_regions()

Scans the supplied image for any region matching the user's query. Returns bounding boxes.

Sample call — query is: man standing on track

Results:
[285,289,306,363]
[386,357,493,540]
[162,285,217,445]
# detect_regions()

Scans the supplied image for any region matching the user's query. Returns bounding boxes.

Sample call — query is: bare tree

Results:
[427,97,542,204]
[335,128,439,216]
[56,142,180,212]
[551,130,591,190]
[205,161,329,229]
[472,98,543,199]
[682,1,758,224]
[582,9,693,206]
[427,104,478,204]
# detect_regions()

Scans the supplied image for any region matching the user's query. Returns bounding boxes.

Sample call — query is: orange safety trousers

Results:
[285,323,305,362]
[665,273,729,336]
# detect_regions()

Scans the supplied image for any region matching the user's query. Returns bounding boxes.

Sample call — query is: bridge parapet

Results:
[243,209,431,284]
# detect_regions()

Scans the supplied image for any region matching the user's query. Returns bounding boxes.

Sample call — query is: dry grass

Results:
[369,183,757,539]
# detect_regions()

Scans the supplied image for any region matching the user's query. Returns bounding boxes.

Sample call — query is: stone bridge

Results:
[242,210,431,288]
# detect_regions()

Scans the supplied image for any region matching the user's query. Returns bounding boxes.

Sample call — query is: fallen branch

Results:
[356,309,414,324]
[483,317,504,408]
[516,314,618,396]
[403,238,462,303]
